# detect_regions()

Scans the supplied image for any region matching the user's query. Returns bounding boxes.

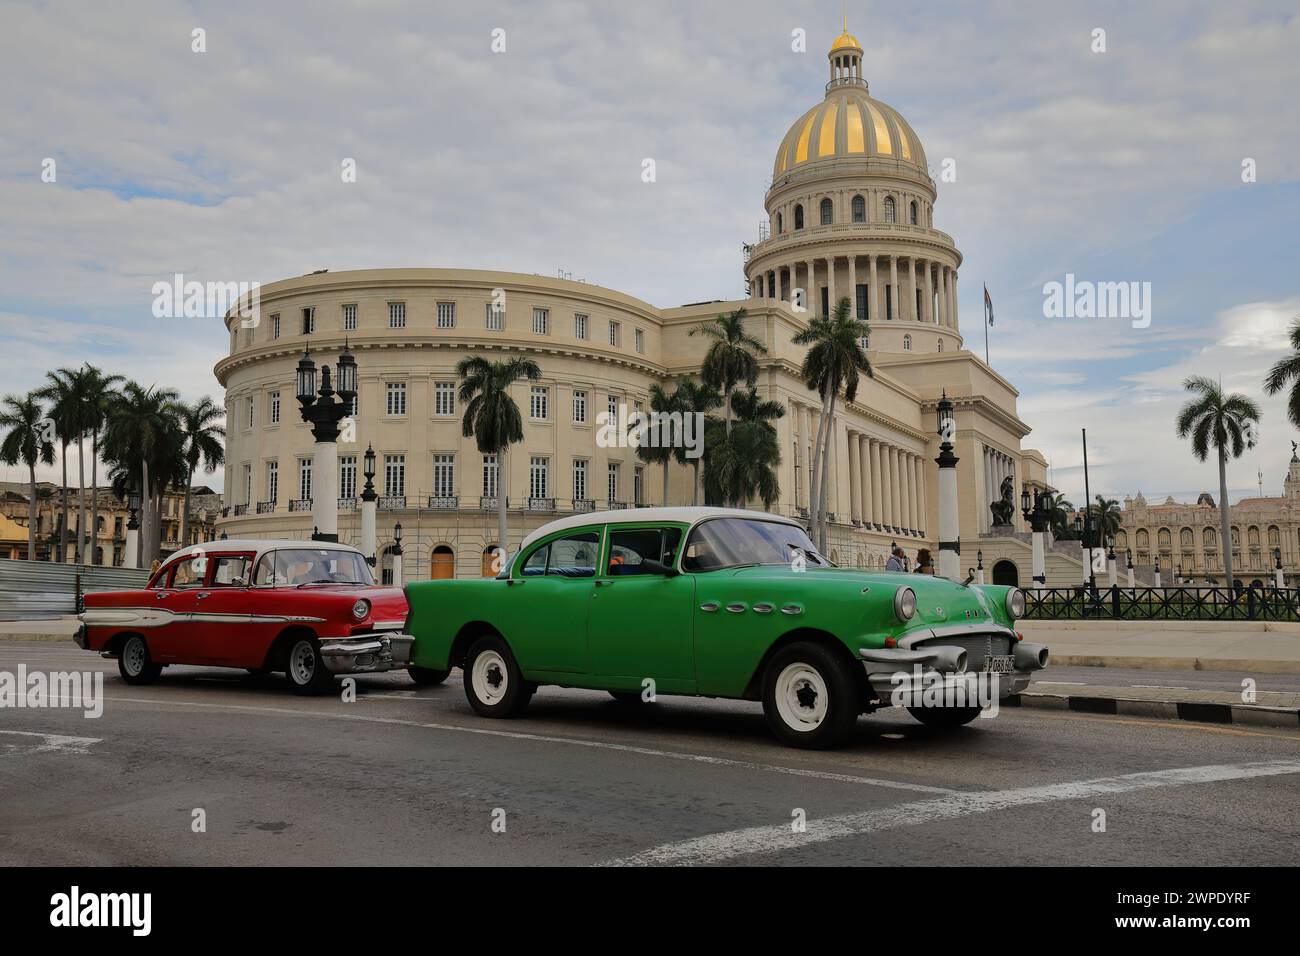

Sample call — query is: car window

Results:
[170,553,207,588]
[521,544,550,576]
[253,553,277,586]
[606,528,682,575]
[210,555,252,587]
[545,531,599,577]
[682,518,827,572]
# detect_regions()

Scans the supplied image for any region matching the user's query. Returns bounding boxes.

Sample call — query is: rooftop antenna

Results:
[1259,469,1264,497]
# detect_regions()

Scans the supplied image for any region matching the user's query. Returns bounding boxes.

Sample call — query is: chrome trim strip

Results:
[780,603,803,615]
[752,602,774,614]
[898,622,1016,649]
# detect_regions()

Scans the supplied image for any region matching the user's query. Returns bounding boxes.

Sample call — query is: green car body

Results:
[405,507,1048,748]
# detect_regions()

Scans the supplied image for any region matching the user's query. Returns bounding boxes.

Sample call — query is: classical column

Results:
[827,256,836,310]
[848,431,862,524]
[847,254,858,319]
[900,452,913,532]
[869,255,879,323]
[806,258,816,312]
[937,267,948,326]
[888,445,900,529]
[907,258,917,323]
[914,453,927,536]
[952,271,959,329]
[908,453,920,533]
[870,438,883,528]
[889,256,899,320]
[859,435,872,526]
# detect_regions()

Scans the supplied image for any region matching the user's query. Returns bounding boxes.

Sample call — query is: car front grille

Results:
[917,633,1013,671]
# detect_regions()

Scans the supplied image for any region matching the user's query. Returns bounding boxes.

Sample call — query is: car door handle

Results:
[595,580,615,587]
[156,592,168,600]
[196,592,210,600]
[507,579,524,586]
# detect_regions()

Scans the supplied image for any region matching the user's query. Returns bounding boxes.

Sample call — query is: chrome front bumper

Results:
[858,639,1047,699]
[319,633,415,674]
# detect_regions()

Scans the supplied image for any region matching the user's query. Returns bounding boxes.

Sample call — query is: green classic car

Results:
[404,507,1048,749]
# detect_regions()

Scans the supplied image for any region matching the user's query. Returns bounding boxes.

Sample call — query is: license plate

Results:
[983,655,1015,673]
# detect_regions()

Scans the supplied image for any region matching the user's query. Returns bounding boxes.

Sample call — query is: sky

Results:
[1,0,1298,505]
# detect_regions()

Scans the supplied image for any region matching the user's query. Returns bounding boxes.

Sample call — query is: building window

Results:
[572,389,587,424]
[385,382,407,416]
[572,458,588,501]
[909,200,919,225]
[819,197,833,225]
[482,455,499,497]
[243,464,252,505]
[266,461,278,503]
[302,307,315,335]
[529,456,549,498]
[633,466,645,505]
[246,398,255,429]
[852,194,865,222]
[607,462,620,502]
[634,328,644,353]
[608,321,621,346]
[268,390,280,424]
[298,458,312,501]
[432,454,456,498]
[271,313,281,339]
[436,301,456,329]
[883,196,896,223]
[485,302,504,330]
[388,302,406,329]
[903,334,912,351]
[532,307,549,335]
[530,385,549,420]
[607,394,618,422]
[434,382,456,416]
[339,455,357,500]
[574,313,588,339]
[384,454,406,497]
[937,340,944,353]
[794,204,804,230]
[855,283,868,321]
[342,304,357,331]
[886,285,894,320]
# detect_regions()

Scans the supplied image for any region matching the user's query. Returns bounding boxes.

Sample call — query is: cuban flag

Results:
[983,284,994,326]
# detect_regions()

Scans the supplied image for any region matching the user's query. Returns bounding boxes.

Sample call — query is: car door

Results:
[492,527,600,674]
[189,552,256,666]
[147,554,204,662]
[587,524,697,694]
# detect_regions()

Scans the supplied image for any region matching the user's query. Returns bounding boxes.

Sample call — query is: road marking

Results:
[1035,681,1088,686]
[0,730,101,755]
[87,694,960,795]
[606,759,1300,866]
[1022,707,1300,742]
[1132,684,1189,690]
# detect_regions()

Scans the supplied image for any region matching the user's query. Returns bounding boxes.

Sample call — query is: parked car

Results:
[76,539,430,694]
[404,507,1048,748]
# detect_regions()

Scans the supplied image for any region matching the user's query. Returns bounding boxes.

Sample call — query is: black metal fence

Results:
[1024,585,1300,622]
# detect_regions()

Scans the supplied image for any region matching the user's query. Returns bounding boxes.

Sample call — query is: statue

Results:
[990,475,1016,526]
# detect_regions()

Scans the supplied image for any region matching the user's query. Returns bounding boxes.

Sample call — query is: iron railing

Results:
[1024,585,1300,622]
[0,559,151,620]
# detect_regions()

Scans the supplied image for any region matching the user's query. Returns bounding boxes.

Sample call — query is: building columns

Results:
[869,255,879,323]
[889,256,898,321]
[870,438,883,528]
[848,254,858,318]
[848,431,862,523]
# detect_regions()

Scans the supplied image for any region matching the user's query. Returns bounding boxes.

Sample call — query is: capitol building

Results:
[215,26,1067,585]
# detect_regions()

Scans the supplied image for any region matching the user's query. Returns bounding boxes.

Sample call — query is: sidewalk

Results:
[0,617,79,641]
[1019,620,1300,674]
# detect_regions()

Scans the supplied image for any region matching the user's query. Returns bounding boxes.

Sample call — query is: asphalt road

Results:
[2,641,1298,866]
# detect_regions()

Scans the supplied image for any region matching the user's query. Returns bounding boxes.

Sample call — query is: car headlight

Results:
[352,599,371,621]
[1005,588,1026,621]
[894,587,917,622]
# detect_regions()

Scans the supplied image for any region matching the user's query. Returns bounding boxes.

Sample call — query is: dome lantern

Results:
[828,23,865,92]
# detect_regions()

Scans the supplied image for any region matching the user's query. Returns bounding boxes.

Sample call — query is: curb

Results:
[1050,653,1300,675]
[0,631,77,643]
[1010,692,1300,729]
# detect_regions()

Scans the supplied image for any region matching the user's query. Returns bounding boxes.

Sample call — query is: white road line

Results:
[80,693,959,795]
[605,759,1300,866]
[1132,684,1188,690]
[0,730,101,755]
[1035,681,1088,686]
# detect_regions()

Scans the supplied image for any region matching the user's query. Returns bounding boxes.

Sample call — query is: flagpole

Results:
[985,308,989,365]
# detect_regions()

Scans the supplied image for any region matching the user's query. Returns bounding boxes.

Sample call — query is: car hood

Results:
[301,585,408,621]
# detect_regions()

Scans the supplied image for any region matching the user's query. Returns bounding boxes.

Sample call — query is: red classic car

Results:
[75,539,443,694]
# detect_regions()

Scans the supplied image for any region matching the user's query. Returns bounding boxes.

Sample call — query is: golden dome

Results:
[772,87,927,177]
[830,29,862,51]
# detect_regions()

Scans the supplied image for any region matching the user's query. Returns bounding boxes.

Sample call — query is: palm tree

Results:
[79,365,124,565]
[1262,316,1300,426]
[457,355,541,558]
[177,396,226,548]
[1048,493,1076,539]
[636,383,680,506]
[35,369,81,562]
[1089,495,1122,542]
[672,379,720,505]
[0,392,56,560]
[702,388,784,508]
[102,382,181,566]
[1176,375,1261,588]
[689,309,767,437]
[792,296,871,552]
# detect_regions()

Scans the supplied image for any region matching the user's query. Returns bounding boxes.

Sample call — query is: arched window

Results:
[1180,528,1194,549]
[794,204,804,230]
[1268,525,1281,546]
[902,334,912,351]
[883,196,896,223]
[776,212,783,233]
[430,544,455,579]
[1136,529,1150,549]
[1248,525,1260,547]
[1231,527,1240,549]
[1157,528,1172,551]
[819,197,833,225]
[1114,530,1127,550]
[936,340,944,353]
[1203,527,1216,549]
[851,194,865,222]
[909,200,918,225]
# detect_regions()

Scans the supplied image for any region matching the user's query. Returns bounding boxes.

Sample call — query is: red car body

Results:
[76,539,413,690]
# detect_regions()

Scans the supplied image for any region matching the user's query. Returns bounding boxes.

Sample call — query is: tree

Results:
[792,296,871,552]
[102,382,182,566]
[1262,316,1300,426]
[702,387,785,508]
[79,365,124,565]
[635,383,680,506]
[0,392,56,560]
[177,396,226,548]
[35,369,82,562]
[1088,495,1121,541]
[689,309,766,438]
[1048,493,1076,540]
[1175,375,1260,588]
[671,379,721,505]
[457,355,541,560]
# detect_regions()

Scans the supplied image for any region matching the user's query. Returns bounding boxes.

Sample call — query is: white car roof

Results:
[165,539,363,563]
[517,507,802,552]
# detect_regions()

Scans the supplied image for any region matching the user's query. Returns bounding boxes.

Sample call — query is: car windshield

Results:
[254,548,375,586]
[682,518,830,572]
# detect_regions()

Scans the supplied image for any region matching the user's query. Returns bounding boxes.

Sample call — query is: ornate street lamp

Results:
[1106,534,1118,588]
[1274,547,1285,589]
[1020,484,1052,586]
[1125,548,1135,588]
[296,342,359,542]
[360,443,378,566]
[975,548,985,585]
[389,521,404,586]
[122,487,142,569]
[934,391,960,580]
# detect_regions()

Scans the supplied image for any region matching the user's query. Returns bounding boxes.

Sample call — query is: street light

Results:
[1021,484,1052,585]
[934,391,960,580]
[360,443,378,566]
[389,521,405,586]
[296,342,360,542]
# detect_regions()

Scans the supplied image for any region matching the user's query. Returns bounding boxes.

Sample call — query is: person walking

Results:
[885,546,907,572]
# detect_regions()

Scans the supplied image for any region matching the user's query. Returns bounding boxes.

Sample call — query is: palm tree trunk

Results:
[90,427,100,566]
[27,462,37,560]
[662,460,670,506]
[691,460,700,506]
[724,385,733,438]
[497,448,508,565]
[807,384,830,535]
[76,435,87,564]
[139,460,150,567]
[181,464,193,548]
[818,395,837,554]
[58,441,69,562]
[1218,447,1233,589]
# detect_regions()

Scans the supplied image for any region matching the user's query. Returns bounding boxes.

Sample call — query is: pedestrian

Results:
[914,548,935,575]
[885,546,907,572]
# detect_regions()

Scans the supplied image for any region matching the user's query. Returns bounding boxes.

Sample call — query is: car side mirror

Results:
[640,559,678,577]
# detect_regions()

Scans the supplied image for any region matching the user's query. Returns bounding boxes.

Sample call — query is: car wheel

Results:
[286,636,334,696]
[907,705,983,729]
[408,666,450,687]
[463,636,532,718]
[117,635,162,685]
[762,642,860,749]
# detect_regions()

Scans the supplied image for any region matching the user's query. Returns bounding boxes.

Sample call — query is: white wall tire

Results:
[762,642,860,749]
[117,635,161,685]
[463,635,532,718]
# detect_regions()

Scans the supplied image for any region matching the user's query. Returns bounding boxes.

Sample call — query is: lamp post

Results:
[296,341,358,543]
[975,549,985,585]
[1274,547,1285,589]
[123,487,141,569]
[1126,548,1135,588]
[1106,535,1118,588]
[934,391,960,580]
[1074,512,1089,586]
[390,521,404,585]
[1081,428,1097,592]
[360,443,378,566]
[1020,484,1051,587]
[1176,561,1184,588]
[1153,554,1162,589]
